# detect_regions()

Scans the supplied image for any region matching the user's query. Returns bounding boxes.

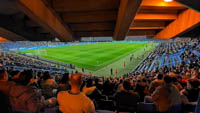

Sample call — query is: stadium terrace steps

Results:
[166,58,169,68]
[136,46,189,72]
[140,64,146,71]
[176,55,182,64]
[145,64,149,71]
[159,57,165,68]
[192,50,200,57]
[136,50,186,72]
[169,57,173,67]
[147,53,153,59]
[179,49,185,54]
[170,55,176,67]
[148,61,155,72]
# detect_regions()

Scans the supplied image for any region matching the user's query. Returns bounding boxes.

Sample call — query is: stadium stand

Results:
[0,41,75,71]
[0,51,69,73]
[0,38,199,113]
[1,0,200,112]
[81,37,113,42]
[0,41,66,51]
[125,36,165,42]
[134,38,200,73]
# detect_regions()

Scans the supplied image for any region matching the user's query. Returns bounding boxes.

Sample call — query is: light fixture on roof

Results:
[164,0,173,2]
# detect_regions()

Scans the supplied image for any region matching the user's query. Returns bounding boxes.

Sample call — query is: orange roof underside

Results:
[0,37,8,42]
[129,0,189,38]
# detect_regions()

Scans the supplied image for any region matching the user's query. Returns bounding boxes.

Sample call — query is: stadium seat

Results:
[183,103,197,113]
[168,104,182,113]
[95,110,115,113]
[114,97,138,113]
[98,99,115,111]
[137,102,156,113]
[43,108,58,113]
[115,106,137,113]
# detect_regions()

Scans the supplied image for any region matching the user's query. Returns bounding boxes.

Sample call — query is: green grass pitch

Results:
[20,42,157,77]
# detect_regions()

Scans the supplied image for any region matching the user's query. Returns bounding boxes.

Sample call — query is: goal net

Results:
[35,49,47,56]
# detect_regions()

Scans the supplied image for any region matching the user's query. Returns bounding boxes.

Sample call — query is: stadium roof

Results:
[0,0,199,41]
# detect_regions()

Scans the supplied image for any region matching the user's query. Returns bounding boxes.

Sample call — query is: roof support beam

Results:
[0,27,25,41]
[131,21,165,29]
[16,0,75,41]
[130,27,164,30]
[139,9,178,14]
[0,14,42,41]
[113,0,142,40]
[135,13,177,21]
[154,9,200,39]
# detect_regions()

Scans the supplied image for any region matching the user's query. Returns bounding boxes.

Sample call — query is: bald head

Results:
[70,73,82,87]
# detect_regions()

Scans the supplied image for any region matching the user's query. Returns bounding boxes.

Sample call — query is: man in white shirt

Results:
[57,73,95,113]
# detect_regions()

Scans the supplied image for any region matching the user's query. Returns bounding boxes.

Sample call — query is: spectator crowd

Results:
[0,51,67,73]
[0,38,199,113]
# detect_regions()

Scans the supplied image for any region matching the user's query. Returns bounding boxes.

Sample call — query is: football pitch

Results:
[20,42,157,77]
